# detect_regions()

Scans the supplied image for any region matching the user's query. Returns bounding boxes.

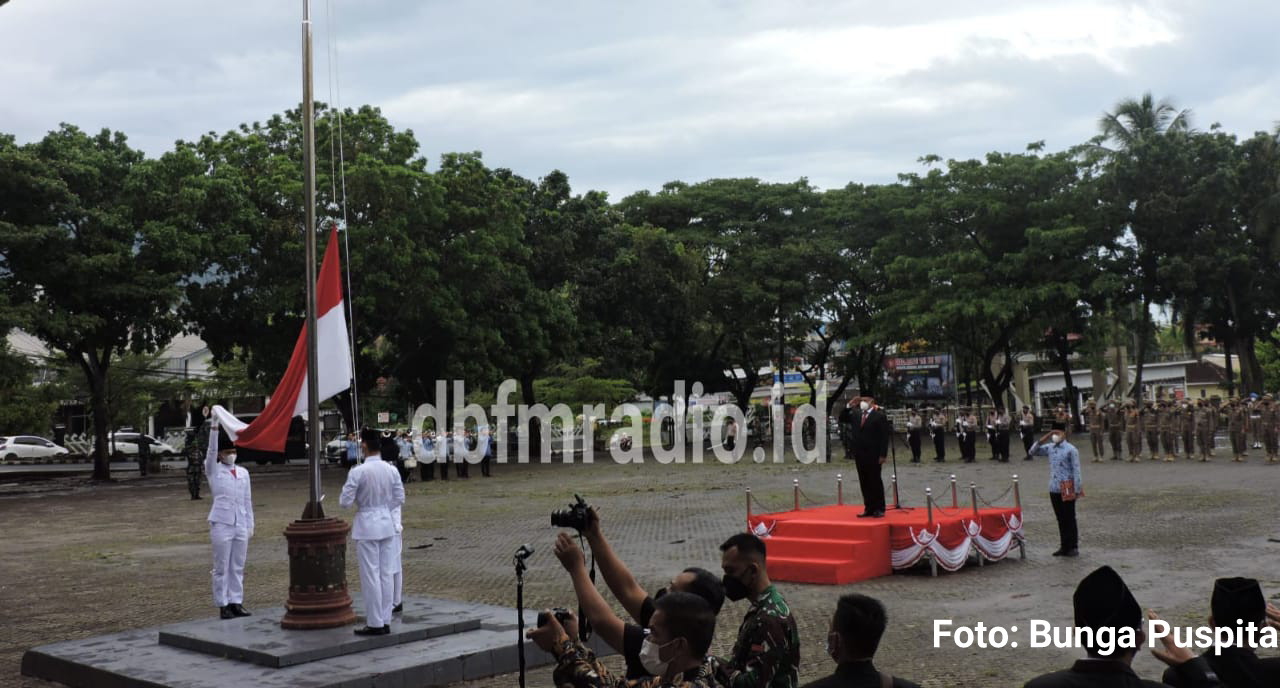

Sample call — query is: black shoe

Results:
[192,495,202,499]
[856,512,874,518]
[1051,549,1066,556]
[1024,456,1033,461]
[392,603,403,614]
[354,625,391,636]
[910,458,920,463]
[869,511,885,518]
[220,605,236,619]
[229,603,251,617]
[1062,548,1079,557]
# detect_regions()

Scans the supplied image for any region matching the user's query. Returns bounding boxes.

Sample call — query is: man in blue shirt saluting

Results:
[1028,429,1083,558]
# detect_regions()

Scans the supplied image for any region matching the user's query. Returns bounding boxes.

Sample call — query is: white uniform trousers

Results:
[389,532,403,605]
[356,537,395,628]
[210,522,249,607]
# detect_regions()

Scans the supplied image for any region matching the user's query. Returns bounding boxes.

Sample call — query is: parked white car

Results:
[0,435,71,461]
[105,432,178,459]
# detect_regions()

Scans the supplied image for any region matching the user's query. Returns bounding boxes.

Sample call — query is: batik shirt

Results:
[552,640,715,688]
[715,585,800,688]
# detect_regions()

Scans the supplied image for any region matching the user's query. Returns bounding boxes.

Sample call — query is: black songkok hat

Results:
[1211,577,1265,626]
[1074,565,1143,631]
[216,427,236,451]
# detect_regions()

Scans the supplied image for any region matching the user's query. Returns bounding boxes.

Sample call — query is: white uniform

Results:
[339,453,405,629]
[390,505,403,608]
[205,428,254,609]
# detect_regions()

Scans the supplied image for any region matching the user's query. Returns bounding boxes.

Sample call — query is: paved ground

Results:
[3,436,1279,688]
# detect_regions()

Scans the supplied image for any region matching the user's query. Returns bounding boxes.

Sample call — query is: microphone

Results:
[515,544,535,560]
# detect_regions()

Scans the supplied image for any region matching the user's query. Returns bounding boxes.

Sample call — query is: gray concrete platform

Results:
[157,597,485,667]
[22,596,614,687]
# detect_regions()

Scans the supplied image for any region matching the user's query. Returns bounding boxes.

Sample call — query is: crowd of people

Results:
[339,425,497,481]
[891,395,1280,465]
[524,508,1280,687]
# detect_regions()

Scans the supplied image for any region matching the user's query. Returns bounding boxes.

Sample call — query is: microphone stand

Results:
[513,545,533,688]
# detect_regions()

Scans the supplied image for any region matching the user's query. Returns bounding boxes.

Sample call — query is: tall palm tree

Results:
[1096,92,1191,401]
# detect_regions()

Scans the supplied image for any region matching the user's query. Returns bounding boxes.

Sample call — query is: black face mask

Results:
[654,586,668,601]
[722,568,753,602]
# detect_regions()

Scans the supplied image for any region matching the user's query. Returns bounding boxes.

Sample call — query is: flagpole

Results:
[280,0,356,630]
[302,0,323,517]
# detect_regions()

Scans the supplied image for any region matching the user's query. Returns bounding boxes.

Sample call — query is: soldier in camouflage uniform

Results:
[1260,395,1279,463]
[1082,400,1105,463]
[1158,401,1177,462]
[716,533,800,688]
[530,592,718,688]
[1142,400,1160,460]
[1226,397,1249,462]
[1104,401,1124,461]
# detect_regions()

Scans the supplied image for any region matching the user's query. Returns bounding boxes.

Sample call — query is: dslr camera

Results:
[536,607,573,628]
[551,494,592,531]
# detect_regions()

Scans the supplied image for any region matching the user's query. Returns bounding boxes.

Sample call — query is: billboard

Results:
[884,353,954,400]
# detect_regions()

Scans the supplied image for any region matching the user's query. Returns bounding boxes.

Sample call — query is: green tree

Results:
[0,126,201,478]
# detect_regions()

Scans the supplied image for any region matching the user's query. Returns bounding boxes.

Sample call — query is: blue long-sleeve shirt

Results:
[1029,440,1082,494]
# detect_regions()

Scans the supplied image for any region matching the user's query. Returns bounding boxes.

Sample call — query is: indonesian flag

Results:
[213,227,352,452]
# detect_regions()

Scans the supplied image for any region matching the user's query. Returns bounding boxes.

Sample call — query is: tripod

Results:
[513,544,534,688]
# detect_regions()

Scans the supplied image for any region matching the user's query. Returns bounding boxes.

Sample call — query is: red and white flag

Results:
[214,227,352,452]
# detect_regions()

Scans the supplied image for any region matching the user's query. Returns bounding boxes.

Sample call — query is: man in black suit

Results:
[800,593,921,688]
[1024,565,1221,688]
[846,396,891,518]
[1163,577,1280,688]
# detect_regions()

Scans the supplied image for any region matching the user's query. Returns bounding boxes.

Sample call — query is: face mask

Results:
[639,636,675,676]
[222,453,237,465]
[722,568,753,601]
[826,633,837,660]
[1051,435,1063,445]
[859,401,870,411]
[654,586,668,601]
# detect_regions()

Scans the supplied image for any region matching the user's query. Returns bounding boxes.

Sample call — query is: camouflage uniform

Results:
[186,422,208,499]
[715,585,800,688]
[552,639,715,688]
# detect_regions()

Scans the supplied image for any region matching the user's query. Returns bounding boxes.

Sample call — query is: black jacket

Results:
[1025,657,1220,688]
[1163,648,1280,688]
[846,408,891,459]
[800,660,921,688]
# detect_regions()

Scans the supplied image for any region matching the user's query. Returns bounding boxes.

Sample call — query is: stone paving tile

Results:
[3,438,1280,687]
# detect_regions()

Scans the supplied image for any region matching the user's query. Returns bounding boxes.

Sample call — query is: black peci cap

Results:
[1074,565,1142,631]
[1211,577,1265,627]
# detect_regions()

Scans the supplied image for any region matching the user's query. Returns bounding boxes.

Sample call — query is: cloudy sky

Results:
[2,0,1277,199]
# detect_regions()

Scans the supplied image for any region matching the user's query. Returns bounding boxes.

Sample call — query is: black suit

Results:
[1025,657,1221,688]
[1163,647,1280,688]
[800,660,921,688]
[847,407,891,514]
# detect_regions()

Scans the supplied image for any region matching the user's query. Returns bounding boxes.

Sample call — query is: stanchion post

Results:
[891,473,899,508]
[746,487,752,523]
[970,482,979,517]
[950,474,958,508]
[925,487,933,527]
[793,478,799,512]
[836,474,843,506]
[1012,474,1021,510]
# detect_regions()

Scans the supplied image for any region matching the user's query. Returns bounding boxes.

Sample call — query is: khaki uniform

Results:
[1142,404,1160,460]
[1125,407,1142,462]
[1179,404,1196,459]
[1083,404,1105,461]
[1158,405,1177,461]
[1226,404,1249,461]
[1260,402,1279,462]
[1194,404,1215,461]
[1105,405,1124,460]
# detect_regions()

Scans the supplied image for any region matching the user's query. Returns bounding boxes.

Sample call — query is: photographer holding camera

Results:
[528,591,717,688]
[549,497,725,680]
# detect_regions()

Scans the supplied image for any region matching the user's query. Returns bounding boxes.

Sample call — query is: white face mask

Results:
[639,636,674,676]
[222,452,237,465]
[1051,435,1063,445]
[859,401,870,411]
